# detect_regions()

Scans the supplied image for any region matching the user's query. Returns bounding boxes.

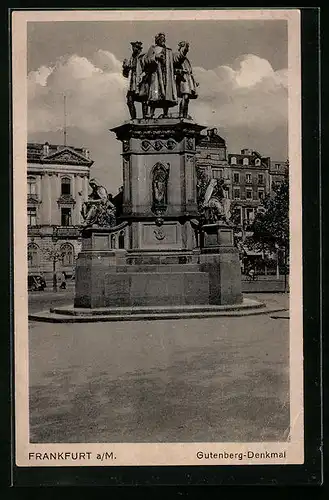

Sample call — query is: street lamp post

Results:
[52,232,58,292]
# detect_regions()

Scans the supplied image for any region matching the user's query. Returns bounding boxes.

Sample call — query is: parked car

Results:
[28,275,46,291]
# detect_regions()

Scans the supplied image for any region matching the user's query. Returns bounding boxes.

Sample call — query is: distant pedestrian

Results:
[248,267,256,280]
[59,271,67,290]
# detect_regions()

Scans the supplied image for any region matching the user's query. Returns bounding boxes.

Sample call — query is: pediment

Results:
[43,147,92,166]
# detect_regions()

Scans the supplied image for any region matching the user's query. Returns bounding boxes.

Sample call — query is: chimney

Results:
[83,148,90,159]
[43,142,50,156]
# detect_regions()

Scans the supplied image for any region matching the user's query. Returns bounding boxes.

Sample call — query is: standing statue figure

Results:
[202,178,231,225]
[141,33,178,118]
[81,178,116,227]
[174,41,198,118]
[122,41,148,119]
[152,163,170,214]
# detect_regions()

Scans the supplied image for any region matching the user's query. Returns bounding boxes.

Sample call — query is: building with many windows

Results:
[195,127,230,182]
[195,128,272,230]
[270,160,288,189]
[27,142,93,281]
[227,148,271,228]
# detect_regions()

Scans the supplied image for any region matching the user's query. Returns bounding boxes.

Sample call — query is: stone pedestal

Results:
[74,227,209,308]
[74,119,243,309]
[200,223,243,305]
[111,118,205,253]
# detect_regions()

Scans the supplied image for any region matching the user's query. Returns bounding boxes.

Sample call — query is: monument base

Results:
[74,224,243,308]
[200,223,243,305]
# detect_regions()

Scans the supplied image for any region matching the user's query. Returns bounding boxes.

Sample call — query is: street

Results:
[28,293,290,444]
[28,284,75,313]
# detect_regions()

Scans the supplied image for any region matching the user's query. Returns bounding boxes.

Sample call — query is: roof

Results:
[27,143,93,166]
[196,128,226,148]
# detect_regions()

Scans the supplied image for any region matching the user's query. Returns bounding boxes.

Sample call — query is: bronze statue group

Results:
[80,33,232,229]
[122,33,198,119]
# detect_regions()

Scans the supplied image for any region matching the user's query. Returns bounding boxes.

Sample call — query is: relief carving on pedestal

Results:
[141,140,152,151]
[153,139,164,151]
[166,138,176,150]
[154,227,166,240]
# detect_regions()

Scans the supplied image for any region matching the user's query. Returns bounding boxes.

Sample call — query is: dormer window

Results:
[243,158,249,166]
[255,158,261,166]
[230,156,237,165]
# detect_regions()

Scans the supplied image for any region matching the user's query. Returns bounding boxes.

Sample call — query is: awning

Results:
[244,250,263,257]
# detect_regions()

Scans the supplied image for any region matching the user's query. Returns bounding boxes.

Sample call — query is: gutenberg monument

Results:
[74,33,243,310]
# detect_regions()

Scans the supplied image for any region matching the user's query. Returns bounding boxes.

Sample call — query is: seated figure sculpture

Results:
[81,178,116,228]
[202,178,231,225]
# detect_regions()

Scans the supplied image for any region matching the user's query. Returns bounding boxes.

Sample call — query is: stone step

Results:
[29,306,288,323]
[114,264,202,273]
[51,298,264,316]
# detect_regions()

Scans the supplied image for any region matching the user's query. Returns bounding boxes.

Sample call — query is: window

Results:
[243,157,249,166]
[212,169,223,179]
[255,158,261,166]
[119,231,125,249]
[258,189,265,200]
[27,207,37,226]
[233,188,240,199]
[246,189,253,200]
[61,208,72,226]
[258,173,264,185]
[61,243,74,266]
[246,173,252,183]
[245,208,255,222]
[218,149,226,161]
[230,156,237,165]
[233,172,240,184]
[61,177,71,195]
[27,176,37,195]
[28,243,39,267]
[275,163,280,170]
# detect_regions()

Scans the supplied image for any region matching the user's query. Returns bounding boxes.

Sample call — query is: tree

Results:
[251,177,289,288]
[43,243,65,292]
[252,179,289,250]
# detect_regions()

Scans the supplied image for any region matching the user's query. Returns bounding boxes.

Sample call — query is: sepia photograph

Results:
[12,9,304,468]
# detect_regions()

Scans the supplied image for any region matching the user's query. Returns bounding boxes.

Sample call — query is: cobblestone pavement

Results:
[28,293,290,443]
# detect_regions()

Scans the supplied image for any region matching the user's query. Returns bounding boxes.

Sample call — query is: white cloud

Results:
[28,51,129,135]
[28,51,287,135]
[28,52,288,190]
[191,53,288,133]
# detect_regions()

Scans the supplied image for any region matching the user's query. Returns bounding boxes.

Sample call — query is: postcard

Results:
[12,8,304,469]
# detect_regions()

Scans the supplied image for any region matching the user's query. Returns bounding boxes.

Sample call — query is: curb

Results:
[29,306,288,323]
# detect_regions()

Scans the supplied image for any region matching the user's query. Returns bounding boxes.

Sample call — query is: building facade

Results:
[227,148,271,229]
[195,128,271,230]
[195,127,230,181]
[27,142,93,281]
[270,160,288,188]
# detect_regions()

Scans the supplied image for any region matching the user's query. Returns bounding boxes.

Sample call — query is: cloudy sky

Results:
[27,20,288,192]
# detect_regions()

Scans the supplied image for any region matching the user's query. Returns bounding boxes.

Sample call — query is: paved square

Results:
[29,294,289,443]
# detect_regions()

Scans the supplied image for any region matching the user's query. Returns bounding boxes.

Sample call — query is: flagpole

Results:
[64,94,67,147]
